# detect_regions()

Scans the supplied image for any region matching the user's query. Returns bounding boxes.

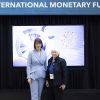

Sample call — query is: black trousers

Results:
[47,80,63,100]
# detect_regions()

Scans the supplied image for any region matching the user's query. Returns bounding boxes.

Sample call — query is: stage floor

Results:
[0,89,100,100]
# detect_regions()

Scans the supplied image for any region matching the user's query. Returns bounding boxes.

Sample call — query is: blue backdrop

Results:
[0,0,99,15]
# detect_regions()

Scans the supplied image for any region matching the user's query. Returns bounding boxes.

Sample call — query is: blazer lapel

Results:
[33,50,44,65]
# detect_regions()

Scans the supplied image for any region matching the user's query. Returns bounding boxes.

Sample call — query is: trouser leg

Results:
[54,86,63,100]
[47,80,55,100]
[48,80,63,100]
[38,78,45,100]
[30,79,38,100]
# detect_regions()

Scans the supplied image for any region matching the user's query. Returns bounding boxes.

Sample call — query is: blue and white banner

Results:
[0,0,100,15]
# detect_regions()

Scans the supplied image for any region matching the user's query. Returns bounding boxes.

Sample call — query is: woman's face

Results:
[35,42,42,51]
[51,50,59,58]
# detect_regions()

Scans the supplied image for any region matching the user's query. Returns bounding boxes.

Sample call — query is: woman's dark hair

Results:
[34,38,43,49]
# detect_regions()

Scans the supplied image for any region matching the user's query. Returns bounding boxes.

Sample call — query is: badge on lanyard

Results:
[50,74,54,79]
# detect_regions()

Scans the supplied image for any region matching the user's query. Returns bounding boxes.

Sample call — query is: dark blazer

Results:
[46,56,68,86]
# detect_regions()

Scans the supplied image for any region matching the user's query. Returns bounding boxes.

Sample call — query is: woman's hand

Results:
[46,80,49,87]
[59,84,66,90]
[27,78,32,85]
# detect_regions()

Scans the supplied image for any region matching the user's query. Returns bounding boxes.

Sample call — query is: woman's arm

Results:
[60,58,68,85]
[26,51,32,79]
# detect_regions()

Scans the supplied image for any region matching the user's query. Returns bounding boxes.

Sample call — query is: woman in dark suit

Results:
[46,50,67,100]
